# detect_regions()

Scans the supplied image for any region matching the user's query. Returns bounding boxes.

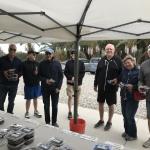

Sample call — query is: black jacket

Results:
[39,59,63,89]
[22,60,40,86]
[64,59,85,86]
[0,55,22,85]
[94,55,122,92]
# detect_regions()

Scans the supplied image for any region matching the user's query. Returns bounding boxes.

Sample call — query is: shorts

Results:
[97,91,117,106]
[66,84,81,98]
[24,85,41,100]
[146,99,150,119]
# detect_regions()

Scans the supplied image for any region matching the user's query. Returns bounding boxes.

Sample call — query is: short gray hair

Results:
[123,55,136,64]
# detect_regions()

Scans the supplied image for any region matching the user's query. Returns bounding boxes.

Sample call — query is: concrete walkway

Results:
[3,95,150,150]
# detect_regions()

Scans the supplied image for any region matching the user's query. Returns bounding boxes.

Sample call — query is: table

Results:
[0,112,97,150]
[25,125,96,150]
[0,111,127,150]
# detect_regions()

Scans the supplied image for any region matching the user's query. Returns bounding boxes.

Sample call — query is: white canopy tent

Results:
[0,0,150,122]
[0,0,150,43]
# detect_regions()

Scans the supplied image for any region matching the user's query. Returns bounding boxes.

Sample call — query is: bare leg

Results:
[26,100,31,113]
[33,98,38,112]
[99,103,104,121]
[108,104,114,123]
[68,96,72,113]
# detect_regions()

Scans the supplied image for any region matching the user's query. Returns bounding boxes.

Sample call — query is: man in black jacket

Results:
[64,50,85,119]
[22,50,42,119]
[39,48,63,127]
[94,44,122,131]
[0,44,22,114]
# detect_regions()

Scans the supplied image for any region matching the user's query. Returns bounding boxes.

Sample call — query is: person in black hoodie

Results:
[22,50,42,119]
[64,50,85,119]
[0,44,22,114]
[94,44,122,131]
[39,48,63,127]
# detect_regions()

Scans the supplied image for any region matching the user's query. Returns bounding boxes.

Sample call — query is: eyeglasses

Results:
[105,48,113,50]
[45,52,52,55]
[9,48,16,51]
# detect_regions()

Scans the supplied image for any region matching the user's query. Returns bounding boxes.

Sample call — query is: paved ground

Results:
[4,95,149,150]
[17,73,147,119]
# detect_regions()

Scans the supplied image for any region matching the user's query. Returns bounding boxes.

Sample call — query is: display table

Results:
[25,125,97,149]
[0,111,40,150]
[0,111,97,150]
[0,111,127,150]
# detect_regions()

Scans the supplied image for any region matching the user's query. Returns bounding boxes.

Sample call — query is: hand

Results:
[138,85,149,93]
[111,78,118,85]
[46,79,52,85]
[67,79,74,83]
[34,66,38,75]
[34,70,38,75]
[3,70,9,79]
[56,88,60,93]
[119,82,125,88]
[94,86,97,92]
[126,84,133,92]
[72,77,74,81]
[14,74,19,80]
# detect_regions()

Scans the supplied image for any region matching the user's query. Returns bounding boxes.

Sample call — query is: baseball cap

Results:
[45,48,54,54]
[70,49,75,54]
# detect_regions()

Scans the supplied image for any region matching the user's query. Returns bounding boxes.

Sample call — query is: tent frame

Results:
[1,0,150,123]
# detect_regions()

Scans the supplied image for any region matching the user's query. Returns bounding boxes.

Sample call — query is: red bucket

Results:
[69,118,86,134]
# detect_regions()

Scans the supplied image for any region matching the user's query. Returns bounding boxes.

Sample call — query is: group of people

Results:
[0,44,63,128]
[0,43,150,148]
[94,44,150,148]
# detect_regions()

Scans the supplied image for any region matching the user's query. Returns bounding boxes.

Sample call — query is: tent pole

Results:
[74,24,80,124]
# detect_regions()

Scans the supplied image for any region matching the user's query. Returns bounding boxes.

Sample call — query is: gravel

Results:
[17,73,147,119]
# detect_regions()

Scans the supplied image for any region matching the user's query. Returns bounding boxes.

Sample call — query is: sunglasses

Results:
[105,48,113,50]
[45,52,52,55]
[9,48,16,51]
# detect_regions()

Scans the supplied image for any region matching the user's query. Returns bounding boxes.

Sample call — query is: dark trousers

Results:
[0,84,18,114]
[42,87,59,124]
[121,98,139,138]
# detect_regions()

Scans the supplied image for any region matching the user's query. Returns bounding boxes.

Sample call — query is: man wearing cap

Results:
[39,48,63,127]
[139,45,150,148]
[94,44,122,131]
[64,49,85,119]
[22,49,42,119]
[0,44,22,114]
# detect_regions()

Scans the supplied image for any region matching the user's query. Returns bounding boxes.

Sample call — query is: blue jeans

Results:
[121,98,139,138]
[0,84,18,114]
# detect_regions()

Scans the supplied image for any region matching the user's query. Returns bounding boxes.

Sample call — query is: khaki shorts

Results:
[66,84,81,98]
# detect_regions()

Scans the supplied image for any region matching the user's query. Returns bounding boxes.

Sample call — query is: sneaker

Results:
[122,132,128,138]
[104,122,112,131]
[52,123,59,127]
[68,112,72,120]
[143,138,150,148]
[25,112,30,119]
[94,120,104,128]
[125,135,137,141]
[34,111,42,118]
